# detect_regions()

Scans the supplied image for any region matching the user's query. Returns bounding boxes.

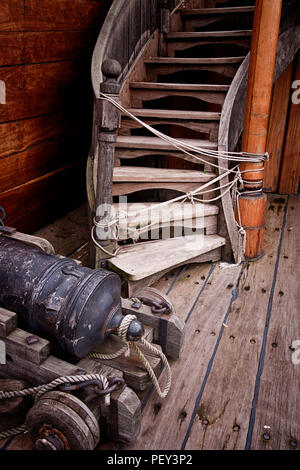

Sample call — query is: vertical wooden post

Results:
[95,59,121,268]
[159,0,170,57]
[237,0,282,260]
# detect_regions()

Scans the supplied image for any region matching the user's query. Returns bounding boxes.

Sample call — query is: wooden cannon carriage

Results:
[0,230,184,449]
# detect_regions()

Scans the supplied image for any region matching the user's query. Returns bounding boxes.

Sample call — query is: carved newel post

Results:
[95,59,122,268]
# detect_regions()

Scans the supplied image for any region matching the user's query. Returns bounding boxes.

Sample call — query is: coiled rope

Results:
[89,315,172,399]
[0,374,110,441]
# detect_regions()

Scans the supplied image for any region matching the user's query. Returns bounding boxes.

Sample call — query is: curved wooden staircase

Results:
[88,0,300,293]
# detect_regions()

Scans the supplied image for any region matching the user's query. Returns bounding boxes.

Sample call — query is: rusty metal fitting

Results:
[35,424,70,451]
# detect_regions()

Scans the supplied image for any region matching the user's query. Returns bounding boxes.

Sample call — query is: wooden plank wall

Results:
[278,53,300,194]
[264,51,300,195]
[0,0,112,233]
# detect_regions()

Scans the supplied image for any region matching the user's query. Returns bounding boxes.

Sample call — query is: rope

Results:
[93,94,268,260]
[0,424,27,441]
[99,92,268,165]
[0,374,110,442]
[92,166,241,253]
[89,315,172,399]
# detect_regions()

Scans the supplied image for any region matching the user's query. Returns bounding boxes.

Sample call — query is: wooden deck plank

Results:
[125,262,243,450]
[184,196,288,450]
[249,196,300,450]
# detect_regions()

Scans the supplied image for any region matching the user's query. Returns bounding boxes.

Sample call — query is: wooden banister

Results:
[94,59,122,267]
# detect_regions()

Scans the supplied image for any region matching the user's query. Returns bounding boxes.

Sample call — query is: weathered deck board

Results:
[184,196,288,450]
[126,261,243,450]
[249,196,300,450]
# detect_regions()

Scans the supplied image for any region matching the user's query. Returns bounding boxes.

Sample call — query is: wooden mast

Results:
[237,0,282,260]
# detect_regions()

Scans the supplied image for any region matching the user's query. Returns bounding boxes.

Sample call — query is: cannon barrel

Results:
[0,236,144,358]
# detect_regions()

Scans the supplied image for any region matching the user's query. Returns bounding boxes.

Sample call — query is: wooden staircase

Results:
[91,0,256,292]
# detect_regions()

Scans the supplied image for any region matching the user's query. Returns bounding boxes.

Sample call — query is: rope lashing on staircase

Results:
[98,92,268,171]
[0,374,111,441]
[89,314,172,399]
[91,166,242,256]
[92,93,268,260]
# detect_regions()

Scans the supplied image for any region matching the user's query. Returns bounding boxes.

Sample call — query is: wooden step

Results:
[181,7,255,32]
[116,135,217,151]
[166,31,252,56]
[144,56,245,80]
[114,201,219,220]
[115,135,217,167]
[129,82,229,107]
[113,166,215,183]
[120,108,220,140]
[130,82,230,92]
[112,165,217,197]
[167,31,252,39]
[181,7,255,16]
[123,109,221,121]
[108,234,226,281]
[145,56,246,65]
[113,202,219,238]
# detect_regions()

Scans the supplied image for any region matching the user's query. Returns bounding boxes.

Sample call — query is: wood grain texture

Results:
[126,262,243,450]
[24,0,110,31]
[0,32,23,66]
[184,196,288,450]
[0,62,91,123]
[0,0,111,233]
[0,162,87,234]
[113,167,215,183]
[0,112,84,158]
[0,136,87,192]
[279,54,300,194]
[264,62,294,192]
[249,196,300,450]
[0,0,24,31]
[109,234,225,281]
[24,31,98,64]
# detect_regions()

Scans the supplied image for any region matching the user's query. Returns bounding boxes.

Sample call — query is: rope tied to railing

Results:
[93,93,269,262]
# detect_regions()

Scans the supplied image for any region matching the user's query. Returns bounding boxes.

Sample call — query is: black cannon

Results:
[0,235,144,358]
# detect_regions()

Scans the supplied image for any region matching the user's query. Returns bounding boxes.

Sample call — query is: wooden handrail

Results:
[91,0,183,99]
